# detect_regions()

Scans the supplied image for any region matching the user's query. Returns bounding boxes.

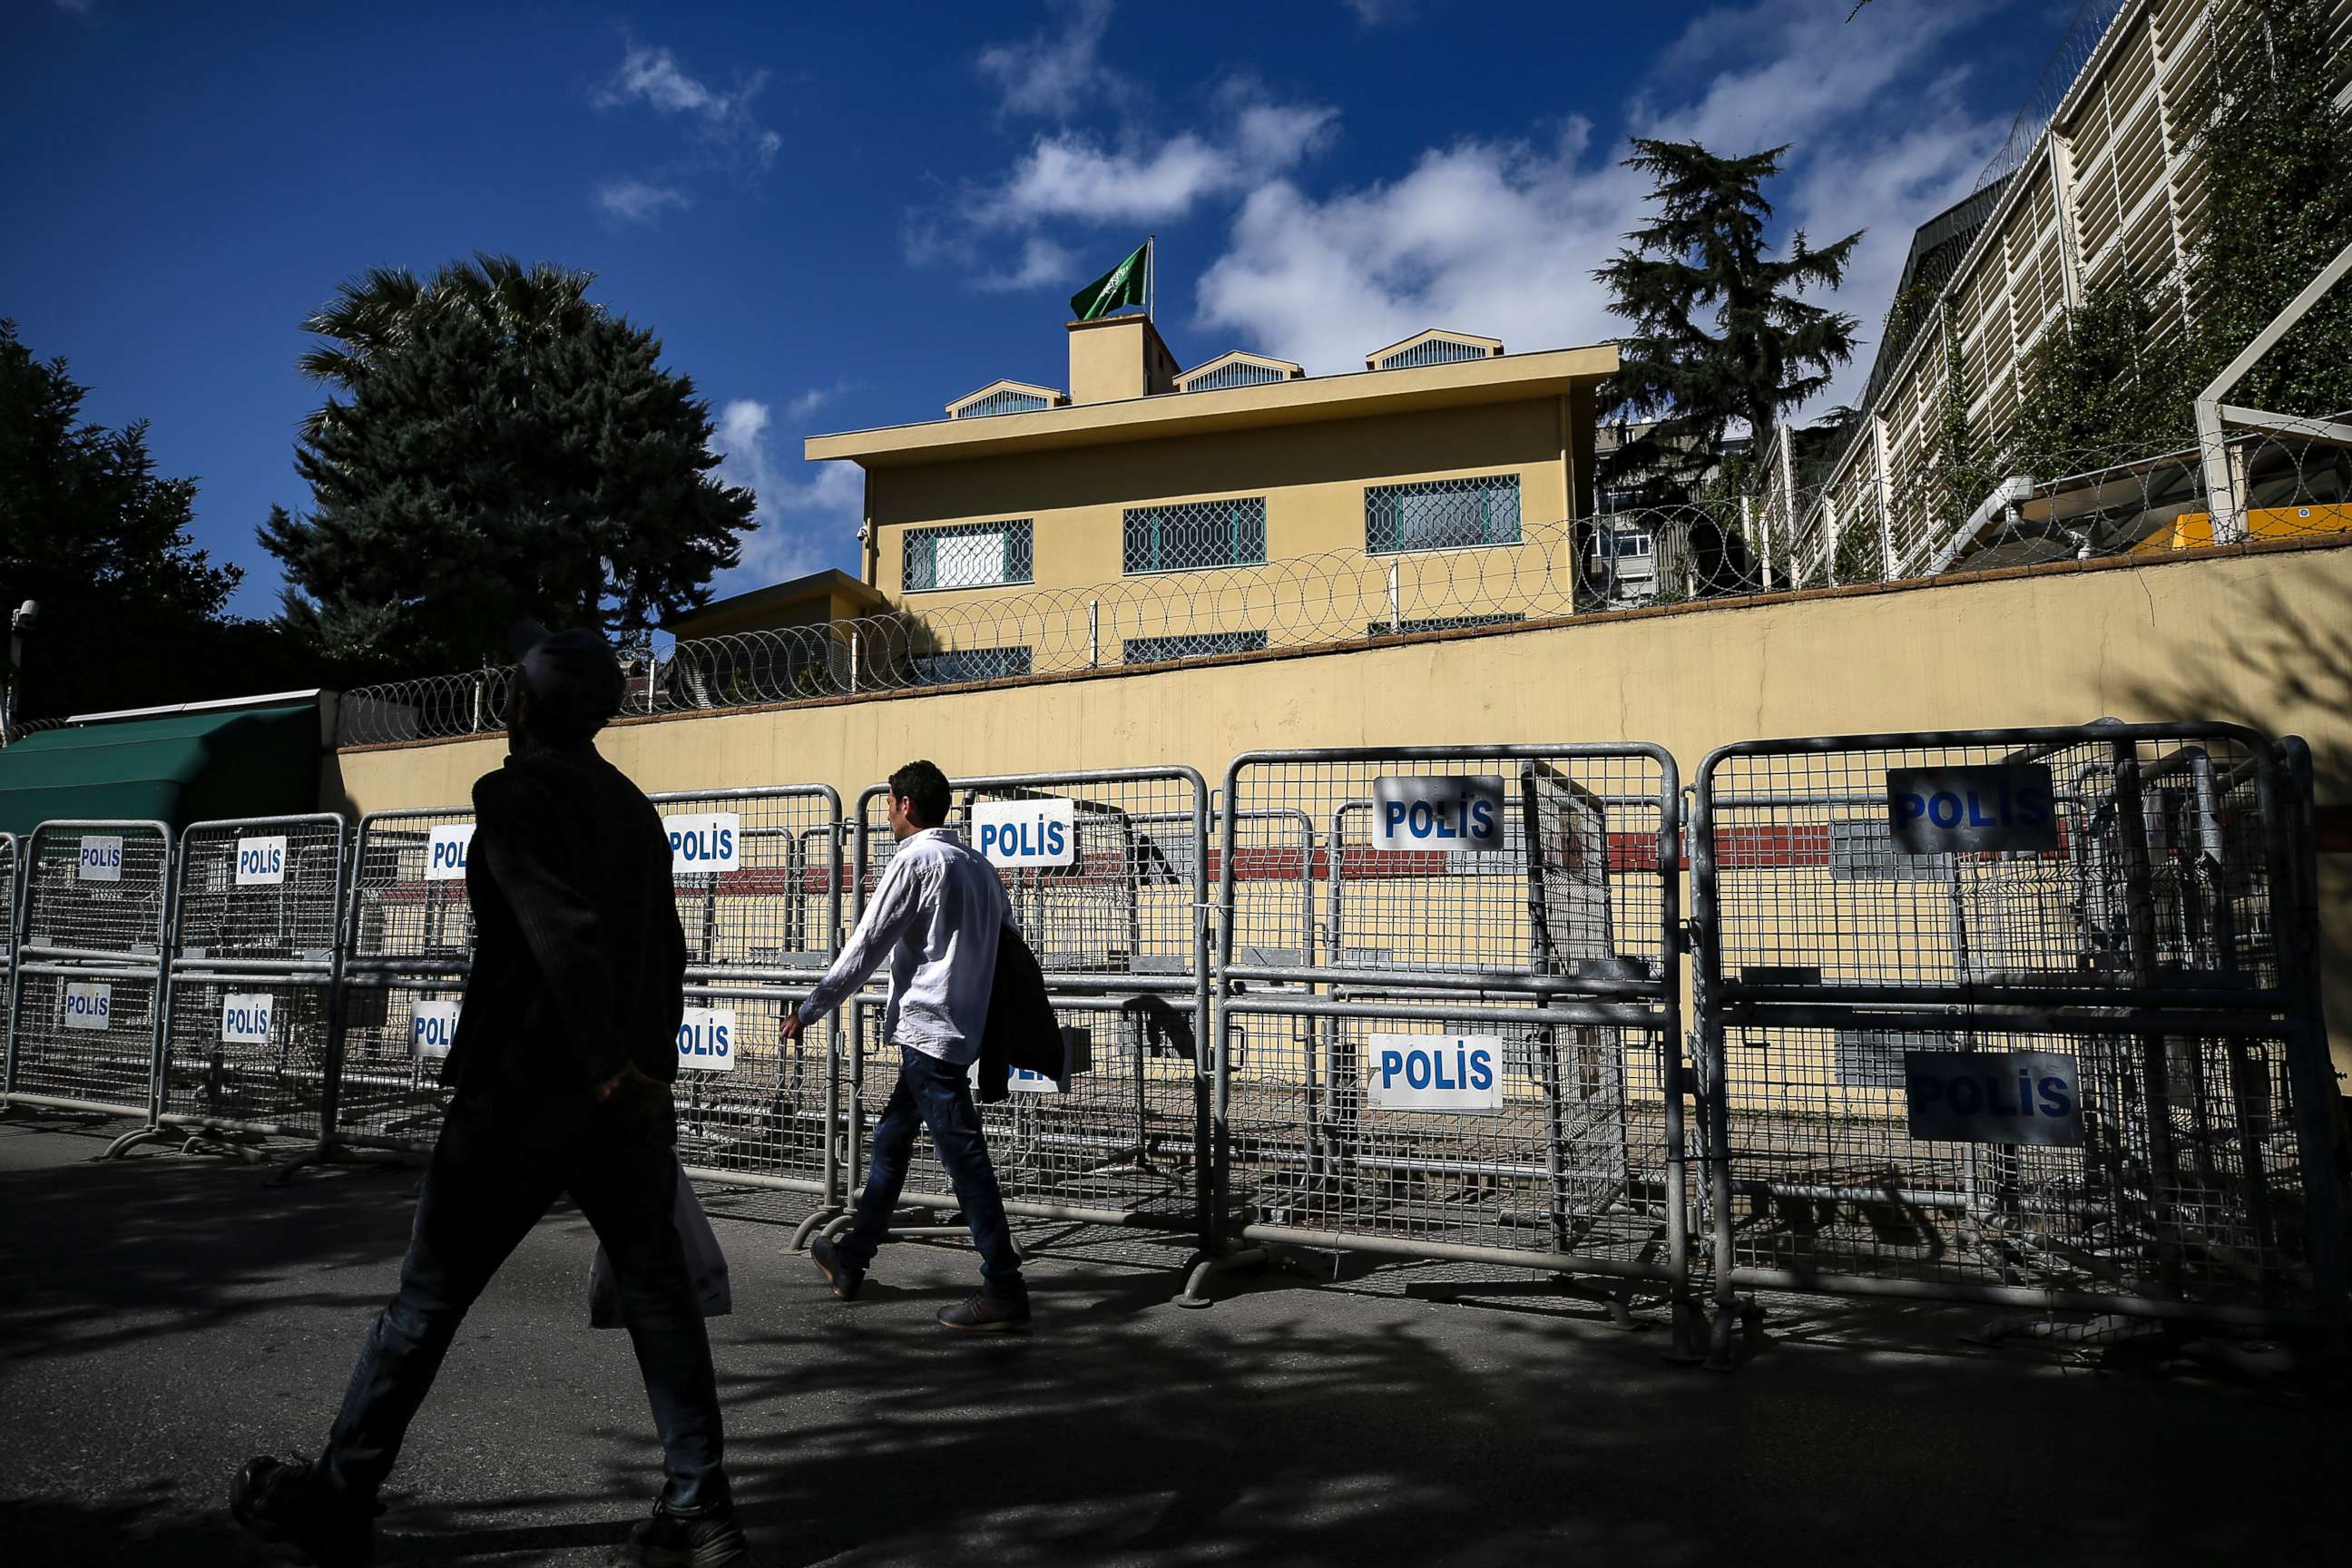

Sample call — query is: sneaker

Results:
[228,1455,376,1567]
[938,1290,1032,1331]
[809,1236,864,1301]
[631,1497,750,1568]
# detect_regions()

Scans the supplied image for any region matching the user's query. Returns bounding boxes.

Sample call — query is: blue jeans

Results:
[318,1093,727,1513]
[842,1044,1026,1298]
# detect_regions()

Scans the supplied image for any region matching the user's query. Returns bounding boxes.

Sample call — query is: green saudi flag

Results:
[1070,240,1149,320]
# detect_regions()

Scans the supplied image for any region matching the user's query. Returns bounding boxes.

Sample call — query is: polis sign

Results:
[1367,1032,1504,1113]
[678,1008,736,1072]
[973,798,1075,867]
[665,813,741,876]
[1886,764,2058,855]
[235,835,289,887]
[424,825,475,882]
[1372,776,1506,852]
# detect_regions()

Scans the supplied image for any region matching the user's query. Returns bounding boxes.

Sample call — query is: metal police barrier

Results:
[3,820,174,1144]
[1207,747,1693,1348]
[159,815,349,1155]
[651,785,844,1238]
[1690,724,2347,1354]
[0,833,15,1066]
[842,767,1212,1243]
[331,806,476,1153]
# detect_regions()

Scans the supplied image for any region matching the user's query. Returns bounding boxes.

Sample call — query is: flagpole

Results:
[1146,233,1155,323]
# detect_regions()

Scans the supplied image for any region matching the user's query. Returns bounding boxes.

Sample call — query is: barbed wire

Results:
[333,428,2352,746]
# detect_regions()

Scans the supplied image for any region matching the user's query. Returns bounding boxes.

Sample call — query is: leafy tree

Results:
[2185,0,2352,420]
[0,318,303,722]
[263,256,756,672]
[1595,140,1863,501]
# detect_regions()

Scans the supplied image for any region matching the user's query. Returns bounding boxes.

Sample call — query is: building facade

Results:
[801,317,1614,681]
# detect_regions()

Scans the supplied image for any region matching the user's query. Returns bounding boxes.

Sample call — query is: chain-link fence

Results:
[1690,724,2345,1351]
[332,806,476,1152]
[160,815,348,1146]
[1210,746,1695,1347]
[843,768,1211,1240]
[4,820,173,1126]
[652,786,844,1222]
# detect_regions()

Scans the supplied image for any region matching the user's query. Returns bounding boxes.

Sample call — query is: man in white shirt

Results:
[782,760,1030,1329]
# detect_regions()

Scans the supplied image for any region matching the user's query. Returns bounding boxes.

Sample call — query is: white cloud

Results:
[977,0,1123,119]
[972,237,1078,293]
[709,398,863,593]
[1198,0,2013,416]
[596,44,782,166]
[967,100,1338,230]
[595,180,692,227]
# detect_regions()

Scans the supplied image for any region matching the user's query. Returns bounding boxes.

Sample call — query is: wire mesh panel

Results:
[4,820,173,1121]
[6,970,163,1117]
[333,807,476,1152]
[1690,724,2339,1329]
[650,786,844,1200]
[846,769,1211,1233]
[0,834,16,1053]
[19,820,171,961]
[1214,747,1689,1316]
[162,816,348,1142]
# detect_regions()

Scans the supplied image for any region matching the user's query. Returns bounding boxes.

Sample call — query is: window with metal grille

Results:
[1828,818,1950,882]
[1366,612,1525,636]
[953,389,1050,418]
[1122,497,1267,573]
[1183,360,1291,391]
[1121,630,1268,664]
[904,521,1034,592]
[911,645,1033,685]
[1377,338,1493,369]
[1364,475,1521,554]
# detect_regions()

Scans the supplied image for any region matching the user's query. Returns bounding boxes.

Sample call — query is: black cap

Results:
[507,619,623,739]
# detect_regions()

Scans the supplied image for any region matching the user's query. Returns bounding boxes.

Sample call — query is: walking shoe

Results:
[938,1290,1032,1331]
[809,1236,864,1301]
[631,1497,751,1567]
[228,1455,377,1566]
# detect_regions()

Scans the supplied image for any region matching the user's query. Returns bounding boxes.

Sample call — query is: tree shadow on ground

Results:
[3,1120,2344,1567]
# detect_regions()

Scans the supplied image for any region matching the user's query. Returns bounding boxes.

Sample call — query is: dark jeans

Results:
[841,1044,1025,1298]
[318,1093,727,1513]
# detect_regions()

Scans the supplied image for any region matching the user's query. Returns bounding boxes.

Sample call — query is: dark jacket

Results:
[975,923,1066,1103]
[442,746,688,1123]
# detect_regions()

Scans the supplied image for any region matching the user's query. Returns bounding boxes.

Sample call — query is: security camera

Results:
[13,600,35,626]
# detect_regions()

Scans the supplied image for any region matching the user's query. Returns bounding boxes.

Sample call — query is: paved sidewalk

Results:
[0,1114,2342,1565]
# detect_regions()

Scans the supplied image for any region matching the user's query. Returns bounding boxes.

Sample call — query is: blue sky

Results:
[5,0,2078,618]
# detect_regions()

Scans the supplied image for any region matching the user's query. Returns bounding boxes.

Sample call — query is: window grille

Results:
[904,520,1034,592]
[1827,818,1951,882]
[953,389,1050,418]
[1366,612,1525,636]
[1376,338,1493,370]
[1122,630,1269,665]
[1364,475,1521,554]
[1183,360,1291,391]
[911,645,1033,685]
[1122,497,1268,573]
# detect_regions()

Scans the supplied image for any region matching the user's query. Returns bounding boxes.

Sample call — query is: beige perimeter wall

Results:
[328,541,2352,1078]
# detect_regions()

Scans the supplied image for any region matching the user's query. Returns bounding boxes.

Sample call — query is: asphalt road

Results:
[1,1113,2343,1566]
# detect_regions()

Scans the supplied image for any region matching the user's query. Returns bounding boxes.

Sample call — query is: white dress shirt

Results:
[795,827,1009,1065]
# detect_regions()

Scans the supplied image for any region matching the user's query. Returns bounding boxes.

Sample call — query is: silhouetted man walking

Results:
[785,760,1031,1328]
[230,623,747,1567]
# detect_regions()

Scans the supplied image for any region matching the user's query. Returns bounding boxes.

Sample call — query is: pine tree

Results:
[262,256,757,673]
[1594,140,1862,500]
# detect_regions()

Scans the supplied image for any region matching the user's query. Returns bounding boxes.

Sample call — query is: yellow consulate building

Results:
[769,315,1617,681]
